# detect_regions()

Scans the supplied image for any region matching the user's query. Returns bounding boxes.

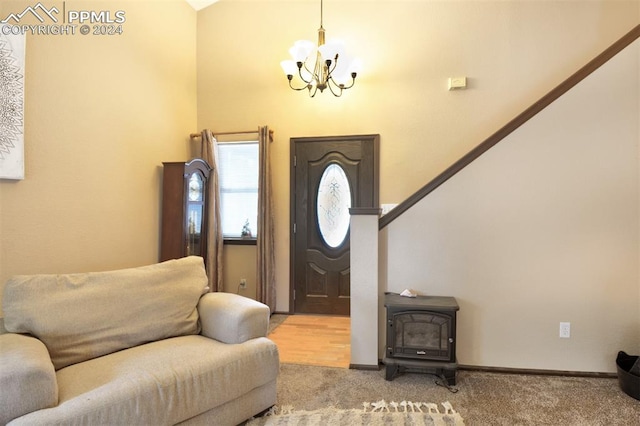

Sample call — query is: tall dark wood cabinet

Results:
[160,159,211,262]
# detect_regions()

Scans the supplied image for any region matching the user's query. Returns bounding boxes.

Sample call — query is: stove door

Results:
[387,310,455,362]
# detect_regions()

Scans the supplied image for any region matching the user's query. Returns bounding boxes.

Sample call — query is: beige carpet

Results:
[266,363,640,426]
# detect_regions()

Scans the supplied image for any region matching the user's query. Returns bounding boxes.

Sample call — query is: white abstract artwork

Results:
[0,25,25,180]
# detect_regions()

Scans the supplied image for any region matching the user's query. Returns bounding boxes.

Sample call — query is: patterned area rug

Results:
[247,401,465,425]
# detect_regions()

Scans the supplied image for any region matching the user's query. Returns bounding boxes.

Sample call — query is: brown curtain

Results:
[199,129,223,292]
[256,126,276,312]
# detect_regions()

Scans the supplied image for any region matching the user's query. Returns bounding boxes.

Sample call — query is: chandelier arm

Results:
[297,65,313,85]
[328,73,357,91]
[288,78,311,92]
[326,79,344,97]
[325,57,338,78]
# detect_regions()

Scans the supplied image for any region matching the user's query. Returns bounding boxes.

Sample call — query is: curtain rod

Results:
[190,130,259,139]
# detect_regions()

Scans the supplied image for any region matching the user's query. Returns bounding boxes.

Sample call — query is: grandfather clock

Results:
[160,159,211,262]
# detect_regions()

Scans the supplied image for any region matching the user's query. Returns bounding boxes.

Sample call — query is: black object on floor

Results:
[616,351,640,401]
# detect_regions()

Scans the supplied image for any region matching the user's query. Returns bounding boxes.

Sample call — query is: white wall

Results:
[350,212,380,368]
[383,39,640,373]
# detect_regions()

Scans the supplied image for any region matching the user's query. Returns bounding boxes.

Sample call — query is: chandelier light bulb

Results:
[318,39,344,64]
[349,58,363,74]
[280,60,298,77]
[289,40,314,63]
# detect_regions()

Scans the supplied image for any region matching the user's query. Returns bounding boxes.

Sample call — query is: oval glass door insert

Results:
[317,163,352,248]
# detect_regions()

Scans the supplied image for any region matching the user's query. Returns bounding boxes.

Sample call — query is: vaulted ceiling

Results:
[185,0,218,11]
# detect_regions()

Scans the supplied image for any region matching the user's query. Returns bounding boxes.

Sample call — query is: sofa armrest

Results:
[0,333,58,425]
[198,292,270,344]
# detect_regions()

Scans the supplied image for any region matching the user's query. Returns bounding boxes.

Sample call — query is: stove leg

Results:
[385,363,398,381]
[442,368,456,386]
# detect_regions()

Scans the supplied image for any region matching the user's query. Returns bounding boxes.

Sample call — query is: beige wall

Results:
[223,244,257,298]
[384,39,639,373]
[0,0,197,314]
[196,1,639,314]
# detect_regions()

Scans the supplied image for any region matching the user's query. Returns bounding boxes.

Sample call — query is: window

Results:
[218,141,259,240]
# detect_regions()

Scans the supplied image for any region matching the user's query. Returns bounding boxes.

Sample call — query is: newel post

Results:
[349,207,381,369]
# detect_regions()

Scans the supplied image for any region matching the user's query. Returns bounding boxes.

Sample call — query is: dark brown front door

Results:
[291,135,379,315]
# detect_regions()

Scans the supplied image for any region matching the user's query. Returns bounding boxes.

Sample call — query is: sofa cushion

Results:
[8,335,280,426]
[0,334,58,425]
[3,256,208,370]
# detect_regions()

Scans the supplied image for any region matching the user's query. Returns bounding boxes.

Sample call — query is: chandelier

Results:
[280,0,361,97]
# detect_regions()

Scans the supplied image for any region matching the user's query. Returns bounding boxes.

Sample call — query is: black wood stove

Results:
[384,292,459,385]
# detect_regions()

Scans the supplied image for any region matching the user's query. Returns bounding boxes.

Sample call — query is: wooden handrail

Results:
[379,24,640,230]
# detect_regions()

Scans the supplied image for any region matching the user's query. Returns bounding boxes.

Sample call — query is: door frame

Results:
[289,134,380,314]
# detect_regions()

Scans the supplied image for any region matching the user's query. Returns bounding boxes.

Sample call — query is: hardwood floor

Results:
[267,315,351,369]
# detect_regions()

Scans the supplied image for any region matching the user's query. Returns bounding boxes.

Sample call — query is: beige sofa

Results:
[0,256,279,426]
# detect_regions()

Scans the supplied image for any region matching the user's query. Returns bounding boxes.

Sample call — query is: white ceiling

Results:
[185,0,218,11]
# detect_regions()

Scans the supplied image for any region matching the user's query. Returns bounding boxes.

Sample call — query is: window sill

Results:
[224,238,257,246]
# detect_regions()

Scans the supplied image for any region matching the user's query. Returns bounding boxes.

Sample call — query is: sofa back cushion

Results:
[3,256,209,370]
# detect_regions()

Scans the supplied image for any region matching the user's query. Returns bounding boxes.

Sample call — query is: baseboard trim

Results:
[458,364,617,379]
[376,358,616,378]
[350,363,381,371]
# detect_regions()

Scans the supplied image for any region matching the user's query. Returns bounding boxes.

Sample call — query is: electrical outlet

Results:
[559,322,571,338]
[239,278,247,289]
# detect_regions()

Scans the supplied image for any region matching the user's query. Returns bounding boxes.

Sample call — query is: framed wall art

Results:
[0,25,26,180]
